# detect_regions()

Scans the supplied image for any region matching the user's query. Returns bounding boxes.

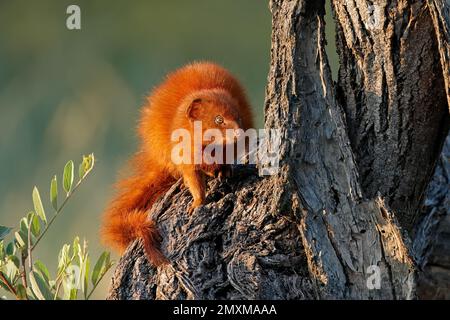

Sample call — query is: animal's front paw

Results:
[187,199,202,215]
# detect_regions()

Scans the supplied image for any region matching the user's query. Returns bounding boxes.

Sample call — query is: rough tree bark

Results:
[427,0,450,106]
[331,0,450,299]
[107,0,449,300]
[414,0,450,300]
[332,0,448,231]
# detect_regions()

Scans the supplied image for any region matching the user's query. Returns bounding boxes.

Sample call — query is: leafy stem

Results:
[31,175,87,252]
[27,217,33,271]
[0,153,112,301]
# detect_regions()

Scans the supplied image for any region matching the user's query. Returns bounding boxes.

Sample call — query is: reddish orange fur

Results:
[101,62,254,266]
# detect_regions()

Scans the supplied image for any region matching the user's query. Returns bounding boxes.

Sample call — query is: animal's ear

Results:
[186,98,202,121]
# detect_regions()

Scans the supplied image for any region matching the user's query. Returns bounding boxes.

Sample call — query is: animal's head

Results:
[185,89,243,145]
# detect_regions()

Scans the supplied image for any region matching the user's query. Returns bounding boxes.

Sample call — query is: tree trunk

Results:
[332,0,448,231]
[107,0,449,300]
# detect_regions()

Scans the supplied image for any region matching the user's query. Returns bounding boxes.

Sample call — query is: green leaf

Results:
[9,255,20,269]
[72,236,81,260]
[5,259,18,282]
[69,290,77,300]
[82,255,90,298]
[0,281,9,293]
[5,242,15,256]
[63,284,78,300]
[34,260,50,283]
[32,187,47,224]
[62,265,79,300]
[29,271,53,300]
[0,226,12,241]
[14,231,26,249]
[26,287,36,300]
[50,175,58,211]
[26,211,34,223]
[78,153,95,180]
[16,284,28,300]
[63,160,74,194]
[0,241,4,261]
[91,251,110,286]
[0,261,19,291]
[19,217,28,234]
[29,213,41,237]
[57,244,71,273]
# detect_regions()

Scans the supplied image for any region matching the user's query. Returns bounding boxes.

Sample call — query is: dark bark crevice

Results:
[413,135,450,299]
[427,0,450,108]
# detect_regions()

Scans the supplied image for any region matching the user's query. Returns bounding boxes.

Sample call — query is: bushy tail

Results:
[101,162,173,266]
[102,209,168,265]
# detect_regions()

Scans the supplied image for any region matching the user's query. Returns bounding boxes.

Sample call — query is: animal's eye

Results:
[214,115,224,125]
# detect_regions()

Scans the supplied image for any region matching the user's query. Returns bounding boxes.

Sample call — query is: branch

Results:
[108,166,316,300]
[0,271,18,299]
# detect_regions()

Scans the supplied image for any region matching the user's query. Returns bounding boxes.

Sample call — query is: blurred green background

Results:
[0,1,337,299]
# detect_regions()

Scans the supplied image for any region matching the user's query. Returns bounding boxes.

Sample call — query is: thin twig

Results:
[53,279,63,300]
[86,266,111,300]
[20,253,27,289]
[27,216,33,272]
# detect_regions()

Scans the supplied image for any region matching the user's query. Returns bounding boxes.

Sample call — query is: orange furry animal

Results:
[101,62,254,266]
